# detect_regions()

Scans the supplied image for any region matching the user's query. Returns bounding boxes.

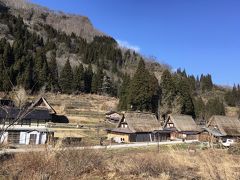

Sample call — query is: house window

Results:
[8,131,20,144]
[121,124,128,128]
[29,134,37,145]
[167,123,174,128]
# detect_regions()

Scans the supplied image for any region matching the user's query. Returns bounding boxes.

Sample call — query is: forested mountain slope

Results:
[0,0,239,120]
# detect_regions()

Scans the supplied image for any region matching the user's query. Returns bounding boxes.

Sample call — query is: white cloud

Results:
[116,39,140,52]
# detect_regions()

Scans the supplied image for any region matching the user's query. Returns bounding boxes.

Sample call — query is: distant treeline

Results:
[118,61,225,120]
[225,85,240,107]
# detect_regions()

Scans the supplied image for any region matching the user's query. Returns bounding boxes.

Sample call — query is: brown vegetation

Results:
[0,147,240,179]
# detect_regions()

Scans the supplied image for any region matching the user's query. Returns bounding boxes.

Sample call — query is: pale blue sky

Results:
[30,0,240,86]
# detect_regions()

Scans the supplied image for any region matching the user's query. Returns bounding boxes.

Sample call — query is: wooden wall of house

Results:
[185,134,199,140]
[170,132,199,140]
[170,132,178,140]
[198,132,218,143]
[159,133,171,141]
[130,133,153,142]
[107,132,130,143]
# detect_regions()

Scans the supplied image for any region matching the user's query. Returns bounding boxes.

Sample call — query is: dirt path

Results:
[0,140,198,154]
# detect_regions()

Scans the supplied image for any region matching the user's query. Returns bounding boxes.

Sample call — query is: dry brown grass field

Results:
[42,93,118,124]
[0,145,240,180]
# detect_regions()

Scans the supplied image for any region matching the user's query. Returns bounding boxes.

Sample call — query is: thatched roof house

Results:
[116,112,161,133]
[206,115,240,137]
[107,112,161,143]
[162,114,200,140]
[163,114,200,132]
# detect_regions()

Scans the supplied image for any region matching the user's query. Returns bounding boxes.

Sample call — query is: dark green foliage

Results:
[91,73,98,94]
[102,75,111,94]
[84,64,93,93]
[118,75,131,110]
[200,74,213,92]
[48,51,59,91]
[0,10,124,96]
[205,98,225,119]
[193,97,205,119]
[128,59,160,113]
[91,67,104,94]
[59,59,73,94]
[225,84,240,107]
[160,70,176,107]
[73,64,84,92]
[177,77,195,117]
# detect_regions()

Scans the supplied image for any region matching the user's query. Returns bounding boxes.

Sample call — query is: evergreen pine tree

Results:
[194,97,205,119]
[128,59,160,112]
[118,75,131,110]
[73,64,84,92]
[160,69,176,106]
[48,51,59,91]
[102,75,112,95]
[59,59,73,94]
[91,73,98,94]
[84,64,93,93]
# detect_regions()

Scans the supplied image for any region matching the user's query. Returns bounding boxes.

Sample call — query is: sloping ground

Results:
[43,93,118,144]
[43,93,118,125]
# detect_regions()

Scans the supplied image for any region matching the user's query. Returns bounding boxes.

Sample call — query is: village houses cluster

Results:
[0,97,240,147]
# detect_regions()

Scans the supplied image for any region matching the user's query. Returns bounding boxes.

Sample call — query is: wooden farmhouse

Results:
[199,115,240,143]
[0,97,59,145]
[107,112,162,143]
[162,114,200,140]
[0,107,53,145]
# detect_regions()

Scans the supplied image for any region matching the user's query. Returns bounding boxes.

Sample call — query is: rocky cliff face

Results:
[1,0,104,41]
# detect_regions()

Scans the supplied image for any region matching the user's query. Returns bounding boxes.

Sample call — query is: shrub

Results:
[228,143,240,155]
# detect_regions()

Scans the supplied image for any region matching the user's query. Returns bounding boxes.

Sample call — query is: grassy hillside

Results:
[43,93,118,125]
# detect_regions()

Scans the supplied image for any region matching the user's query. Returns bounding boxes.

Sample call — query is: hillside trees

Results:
[0,11,122,96]
[200,74,213,92]
[225,84,240,107]
[118,59,160,113]
[160,69,225,119]
[160,69,195,117]
[205,98,225,119]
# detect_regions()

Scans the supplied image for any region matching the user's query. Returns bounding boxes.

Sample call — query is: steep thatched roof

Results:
[207,115,240,136]
[164,114,200,132]
[30,97,56,114]
[116,112,161,133]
